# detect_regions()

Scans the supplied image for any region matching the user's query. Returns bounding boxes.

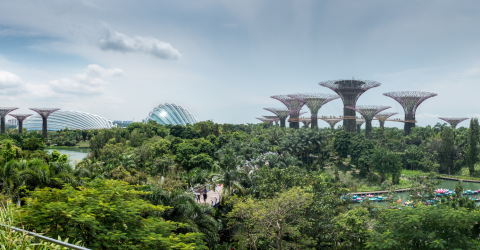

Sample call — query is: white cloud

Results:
[98,26,182,60]
[0,70,25,95]
[48,64,124,95]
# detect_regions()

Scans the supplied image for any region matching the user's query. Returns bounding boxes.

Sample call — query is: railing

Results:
[0,224,90,250]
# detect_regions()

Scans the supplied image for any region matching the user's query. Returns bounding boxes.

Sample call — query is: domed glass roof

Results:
[23,110,114,131]
[145,103,198,125]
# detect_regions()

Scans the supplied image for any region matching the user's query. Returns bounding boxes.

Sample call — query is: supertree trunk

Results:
[18,121,23,134]
[42,117,48,138]
[1,117,5,134]
[311,114,318,129]
[366,120,373,139]
[356,123,361,133]
[379,120,385,130]
[404,113,415,136]
[344,107,356,132]
[280,118,286,128]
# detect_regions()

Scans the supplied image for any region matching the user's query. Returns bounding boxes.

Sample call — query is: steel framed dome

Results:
[23,110,114,131]
[145,103,198,125]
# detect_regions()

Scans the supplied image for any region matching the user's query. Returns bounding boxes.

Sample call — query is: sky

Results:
[1,0,480,128]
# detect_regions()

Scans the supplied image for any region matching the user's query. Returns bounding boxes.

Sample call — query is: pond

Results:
[45,148,91,164]
[355,180,480,206]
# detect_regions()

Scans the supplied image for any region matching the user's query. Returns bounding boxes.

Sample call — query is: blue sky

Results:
[1,0,480,128]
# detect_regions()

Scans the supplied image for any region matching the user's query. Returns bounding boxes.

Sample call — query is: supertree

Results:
[0,107,19,133]
[30,108,60,138]
[9,114,32,134]
[301,118,311,128]
[290,93,339,129]
[320,118,343,129]
[263,115,279,126]
[264,108,291,128]
[346,105,391,139]
[383,91,437,135]
[319,79,381,132]
[356,119,365,133]
[256,117,274,125]
[271,95,306,129]
[375,112,398,130]
[438,117,469,129]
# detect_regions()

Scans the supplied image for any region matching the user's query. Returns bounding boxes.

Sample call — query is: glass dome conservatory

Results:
[145,103,198,125]
[23,110,114,131]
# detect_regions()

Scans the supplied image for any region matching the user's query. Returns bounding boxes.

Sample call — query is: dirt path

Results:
[196,185,223,206]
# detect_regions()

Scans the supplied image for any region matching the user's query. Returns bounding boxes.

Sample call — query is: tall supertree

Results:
[438,117,469,129]
[0,107,19,133]
[375,112,398,130]
[30,108,60,138]
[346,105,390,139]
[290,93,339,129]
[264,108,292,128]
[356,119,365,133]
[9,114,32,134]
[383,91,437,135]
[271,95,306,129]
[319,79,381,132]
[320,118,343,129]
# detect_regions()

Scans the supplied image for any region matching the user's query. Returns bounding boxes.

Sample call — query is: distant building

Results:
[145,103,198,125]
[7,119,18,126]
[113,120,134,127]
[24,110,114,131]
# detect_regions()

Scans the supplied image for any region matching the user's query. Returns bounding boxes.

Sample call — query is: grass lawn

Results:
[76,141,90,148]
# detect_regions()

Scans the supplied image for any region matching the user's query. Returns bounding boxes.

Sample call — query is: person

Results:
[203,192,207,203]
[196,193,200,203]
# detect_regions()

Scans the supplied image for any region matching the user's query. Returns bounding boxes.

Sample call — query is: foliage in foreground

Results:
[17,179,207,250]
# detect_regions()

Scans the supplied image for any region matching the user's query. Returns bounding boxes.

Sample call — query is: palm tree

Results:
[213,148,246,205]
[142,185,220,247]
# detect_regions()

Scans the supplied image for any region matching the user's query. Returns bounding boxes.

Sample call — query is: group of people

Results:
[195,186,208,203]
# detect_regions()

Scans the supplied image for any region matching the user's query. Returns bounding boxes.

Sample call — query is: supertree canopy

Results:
[438,117,469,129]
[0,107,18,133]
[264,108,291,128]
[319,79,381,132]
[346,105,390,139]
[383,91,437,135]
[320,118,343,129]
[271,95,306,129]
[290,93,339,129]
[375,112,398,129]
[9,114,32,134]
[301,118,311,128]
[30,108,60,138]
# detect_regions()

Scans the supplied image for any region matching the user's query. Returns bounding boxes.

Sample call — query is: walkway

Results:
[196,185,223,207]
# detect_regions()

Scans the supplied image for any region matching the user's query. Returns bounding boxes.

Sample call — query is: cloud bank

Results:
[98,27,182,60]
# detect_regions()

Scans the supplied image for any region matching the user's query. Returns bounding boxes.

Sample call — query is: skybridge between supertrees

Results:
[356,119,365,133]
[320,118,343,129]
[271,95,306,129]
[383,91,437,135]
[30,108,60,138]
[0,107,18,133]
[264,108,291,128]
[346,105,391,139]
[290,93,339,129]
[319,79,381,132]
[9,114,32,134]
[438,117,469,129]
[375,112,398,130]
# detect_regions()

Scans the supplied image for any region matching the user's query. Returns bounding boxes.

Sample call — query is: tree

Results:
[227,187,314,250]
[18,179,207,249]
[333,130,351,158]
[366,205,480,249]
[442,126,455,175]
[334,207,372,249]
[467,118,479,176]
[371,148,402,184]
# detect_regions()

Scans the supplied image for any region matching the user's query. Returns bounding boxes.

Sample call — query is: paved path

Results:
[196,185,223,207]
